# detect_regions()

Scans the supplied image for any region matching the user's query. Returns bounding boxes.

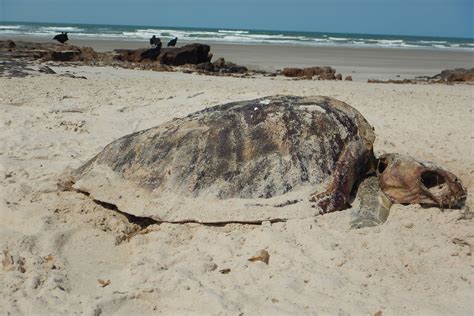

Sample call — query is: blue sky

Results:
[1,0,472,38]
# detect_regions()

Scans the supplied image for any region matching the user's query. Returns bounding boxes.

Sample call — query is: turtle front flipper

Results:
[310,142,376,214]
[350,176,392,229]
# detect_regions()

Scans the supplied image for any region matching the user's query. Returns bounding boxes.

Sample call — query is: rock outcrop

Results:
[159,43,212,66]
[281,66,337,80]
[196,57,248,74]
[368,68,474,84]
[0,41,99,62]
[433,68,474,83]
[114,43,212,65]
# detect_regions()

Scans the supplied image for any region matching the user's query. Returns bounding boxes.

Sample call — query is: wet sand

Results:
[2,34,473,80]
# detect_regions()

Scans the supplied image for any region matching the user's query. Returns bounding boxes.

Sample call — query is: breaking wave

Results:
[0,22,473,51]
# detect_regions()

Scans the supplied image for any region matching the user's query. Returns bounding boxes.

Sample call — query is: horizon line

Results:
[1,19,473,41]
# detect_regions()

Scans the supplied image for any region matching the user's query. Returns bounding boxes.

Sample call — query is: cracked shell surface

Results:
[73,96,376,223]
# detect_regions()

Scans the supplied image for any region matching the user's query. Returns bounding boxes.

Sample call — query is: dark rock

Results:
[218,62,247,74]
[196,62,215,72]
[113,49,146,63]
[141,46,162,61]
[281,68,303,77]
[48,46,98,62]
[50,50,80,61]
[335,73,342,80]
[345,75,352,81]
[113,43,212,66]
[195,57,248,74]
[0,41,99,62]
[160,43,212,66]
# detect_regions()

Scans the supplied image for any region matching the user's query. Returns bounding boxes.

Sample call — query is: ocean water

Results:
[1,21,473,51]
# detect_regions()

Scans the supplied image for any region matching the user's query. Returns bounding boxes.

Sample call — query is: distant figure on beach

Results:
[53,32,69,44]
[167,37,178,47]
[149,35,161,47]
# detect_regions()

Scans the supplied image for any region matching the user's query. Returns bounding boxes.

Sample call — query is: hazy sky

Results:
[1,0,472,38]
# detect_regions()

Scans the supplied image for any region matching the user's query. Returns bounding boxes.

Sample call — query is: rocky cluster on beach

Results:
[115,43,212,66]
[0,40,99,62]
[0,40,344,79]
[0,40,254,77]
[368,68,474,84]
[279,67,348,80]
[1,40,472,84]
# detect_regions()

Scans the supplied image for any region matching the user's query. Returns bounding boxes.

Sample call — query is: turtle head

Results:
[377,153,467,209]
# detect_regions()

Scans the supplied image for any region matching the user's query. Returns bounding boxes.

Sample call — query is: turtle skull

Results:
[377,153,466,208]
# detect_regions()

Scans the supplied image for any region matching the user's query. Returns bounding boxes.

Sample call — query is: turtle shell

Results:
[73,96,375,223]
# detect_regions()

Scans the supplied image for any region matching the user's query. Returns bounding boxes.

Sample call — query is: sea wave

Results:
[375,39,404,44]
[39,26,84,32]
[328,37,350,41]
[1,23,473,51]
[419,40,448,44]
[0,25,23,29]
[218,30,249,34]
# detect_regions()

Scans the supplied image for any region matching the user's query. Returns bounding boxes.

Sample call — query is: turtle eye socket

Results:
[377,159,388,174]
[420,170,446,189]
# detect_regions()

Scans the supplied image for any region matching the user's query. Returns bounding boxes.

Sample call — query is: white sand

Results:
[0,66,473,315]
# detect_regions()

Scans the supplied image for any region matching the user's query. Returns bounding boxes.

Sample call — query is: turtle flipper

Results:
[310,142,376,214]
[350,176,392,228]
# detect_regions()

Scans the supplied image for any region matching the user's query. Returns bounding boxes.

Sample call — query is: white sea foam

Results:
[218,30,249,34]
[1,23,472,51]
[399,43,421,48]
[40,26,84,32]
[420,40,448,44]
[0,25,22,29]
[376,39,404,44]
[328,37,350,41]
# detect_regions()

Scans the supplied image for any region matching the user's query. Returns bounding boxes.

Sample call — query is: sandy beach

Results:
[2,34,473,80]
[0,47,473,315]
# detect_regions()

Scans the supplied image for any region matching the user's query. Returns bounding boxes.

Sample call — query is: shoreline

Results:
[2,34,473,80]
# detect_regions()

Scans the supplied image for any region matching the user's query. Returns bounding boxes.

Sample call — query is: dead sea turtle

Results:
[72,96,466,225]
